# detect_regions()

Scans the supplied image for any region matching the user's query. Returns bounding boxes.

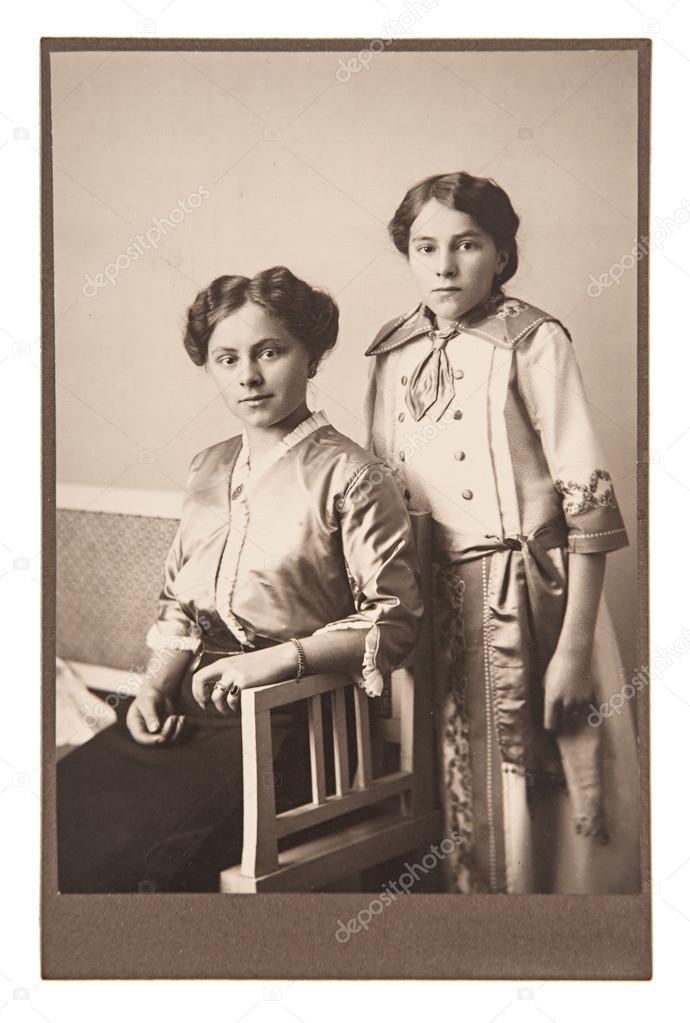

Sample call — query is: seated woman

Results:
[57,266,423,893]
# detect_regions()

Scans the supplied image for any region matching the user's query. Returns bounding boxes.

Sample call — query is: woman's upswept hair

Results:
[388,171,520,286]
[183,265,339,368]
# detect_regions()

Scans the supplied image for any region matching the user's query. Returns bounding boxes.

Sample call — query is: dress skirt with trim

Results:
[433,550,641,895]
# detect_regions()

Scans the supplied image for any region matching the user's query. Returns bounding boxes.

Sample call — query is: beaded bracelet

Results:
[289,637,307,682]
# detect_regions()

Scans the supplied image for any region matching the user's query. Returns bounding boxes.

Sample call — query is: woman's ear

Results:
[496,249,509,276]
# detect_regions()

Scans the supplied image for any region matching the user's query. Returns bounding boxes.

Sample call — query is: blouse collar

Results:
[237,409,330,484]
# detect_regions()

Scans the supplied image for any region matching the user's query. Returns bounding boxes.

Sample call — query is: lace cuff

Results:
[145,621,202,653]
[313,618,385,697]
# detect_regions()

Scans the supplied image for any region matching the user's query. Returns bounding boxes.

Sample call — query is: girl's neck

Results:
[244,401,312,463]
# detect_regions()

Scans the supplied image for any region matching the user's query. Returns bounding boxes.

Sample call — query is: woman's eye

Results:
[218,356,237,366]
[457,241,476,251]
[416,245,435,255]
[260,347,281,360]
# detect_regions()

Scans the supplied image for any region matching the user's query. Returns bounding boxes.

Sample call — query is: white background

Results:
[1,0,688,1014]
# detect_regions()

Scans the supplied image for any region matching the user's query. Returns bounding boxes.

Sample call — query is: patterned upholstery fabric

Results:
[57,510,178,671]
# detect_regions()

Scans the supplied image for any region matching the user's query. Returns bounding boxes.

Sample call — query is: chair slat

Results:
[353,686,373,788]
[308,694,327,804]
[331,687,350,796]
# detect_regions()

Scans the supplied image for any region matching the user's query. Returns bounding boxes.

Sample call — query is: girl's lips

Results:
[240,395,272,403]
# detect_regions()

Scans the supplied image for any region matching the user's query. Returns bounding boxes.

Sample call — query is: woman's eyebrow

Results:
[210,337,286,355]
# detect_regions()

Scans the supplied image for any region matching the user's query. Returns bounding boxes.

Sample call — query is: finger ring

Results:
[214,682,230,694]
[229,683,240,697]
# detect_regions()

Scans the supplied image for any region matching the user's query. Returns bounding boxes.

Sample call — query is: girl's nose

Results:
[436,248,457,278]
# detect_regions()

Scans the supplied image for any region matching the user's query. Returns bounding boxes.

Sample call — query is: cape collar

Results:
[365,291,568,356]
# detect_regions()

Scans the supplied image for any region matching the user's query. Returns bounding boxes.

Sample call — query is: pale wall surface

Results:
[51,48,639,670]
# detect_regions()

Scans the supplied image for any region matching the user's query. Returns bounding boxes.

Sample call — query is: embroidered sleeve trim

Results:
[554,469,618,516]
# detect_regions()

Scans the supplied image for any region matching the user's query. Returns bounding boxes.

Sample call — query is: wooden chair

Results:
[220,511,440,893]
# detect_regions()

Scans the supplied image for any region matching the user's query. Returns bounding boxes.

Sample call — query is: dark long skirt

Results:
[57,664,311,893]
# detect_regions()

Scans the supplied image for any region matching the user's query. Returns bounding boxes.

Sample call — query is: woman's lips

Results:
[240,395,272,403]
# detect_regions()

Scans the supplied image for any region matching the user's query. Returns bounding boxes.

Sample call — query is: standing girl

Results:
[364,172,640,894]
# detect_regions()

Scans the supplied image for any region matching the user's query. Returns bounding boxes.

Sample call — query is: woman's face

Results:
[406,199,508,327]
[206,301,312,430]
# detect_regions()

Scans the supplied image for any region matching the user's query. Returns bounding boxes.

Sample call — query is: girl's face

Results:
[407,199,508,327]
[206,301,312,431]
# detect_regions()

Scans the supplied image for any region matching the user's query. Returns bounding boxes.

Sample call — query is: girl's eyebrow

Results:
[210,337,286,355]
[411,229,483,243]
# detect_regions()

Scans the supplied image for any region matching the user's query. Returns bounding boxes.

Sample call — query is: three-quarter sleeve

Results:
[145,454,203,654]
[515,322,629,554]
[314,460,423,697]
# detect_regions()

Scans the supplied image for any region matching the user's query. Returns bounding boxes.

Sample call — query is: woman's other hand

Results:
[126,684,186,745]
[542,646,594,732]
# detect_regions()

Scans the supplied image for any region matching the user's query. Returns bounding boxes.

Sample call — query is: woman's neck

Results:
[244,402,312,463]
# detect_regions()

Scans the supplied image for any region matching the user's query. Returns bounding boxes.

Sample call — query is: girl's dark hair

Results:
[183,265,339,368]
[388,171,520,286]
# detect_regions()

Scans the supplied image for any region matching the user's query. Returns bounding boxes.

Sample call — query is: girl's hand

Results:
[126,685,186,745]
[192,648,289,716]
[542,646,594,732]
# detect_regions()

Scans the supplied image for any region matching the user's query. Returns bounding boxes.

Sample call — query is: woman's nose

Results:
[239,360,263,387]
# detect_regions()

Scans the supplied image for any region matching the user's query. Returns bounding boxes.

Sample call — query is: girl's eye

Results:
[260,347,281,360]
[416,245,435,255]
[457,241,476,251]
[218,356,237,366]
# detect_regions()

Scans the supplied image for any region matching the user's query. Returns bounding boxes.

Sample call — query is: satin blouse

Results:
[145,411,423,697]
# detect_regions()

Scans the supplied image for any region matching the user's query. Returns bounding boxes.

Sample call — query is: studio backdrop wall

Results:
[51,46,639,675]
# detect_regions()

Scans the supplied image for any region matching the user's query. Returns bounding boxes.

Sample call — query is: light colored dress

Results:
[364,292,640,894]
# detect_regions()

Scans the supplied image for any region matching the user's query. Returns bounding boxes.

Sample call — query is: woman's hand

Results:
[192,648,293,716]
[542,645,594,732]
[126,684,186,745]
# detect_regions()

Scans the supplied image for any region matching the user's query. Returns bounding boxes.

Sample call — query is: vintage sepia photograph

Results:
[43,36,649,978]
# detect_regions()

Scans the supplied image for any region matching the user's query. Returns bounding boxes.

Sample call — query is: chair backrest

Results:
[272,510,435,840]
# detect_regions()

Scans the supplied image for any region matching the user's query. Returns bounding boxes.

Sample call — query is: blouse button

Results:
[231,484,244,500]
[404,488,411,501]
[399,450,406,462]
[398,411,405,422]
[453,368,465,379]
[401,375,408,385]
[461,489,474,501]
[454,450,466,461]
[453,409,463,421]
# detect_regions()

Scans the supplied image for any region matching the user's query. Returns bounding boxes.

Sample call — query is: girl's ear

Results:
[496,249,509,275]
